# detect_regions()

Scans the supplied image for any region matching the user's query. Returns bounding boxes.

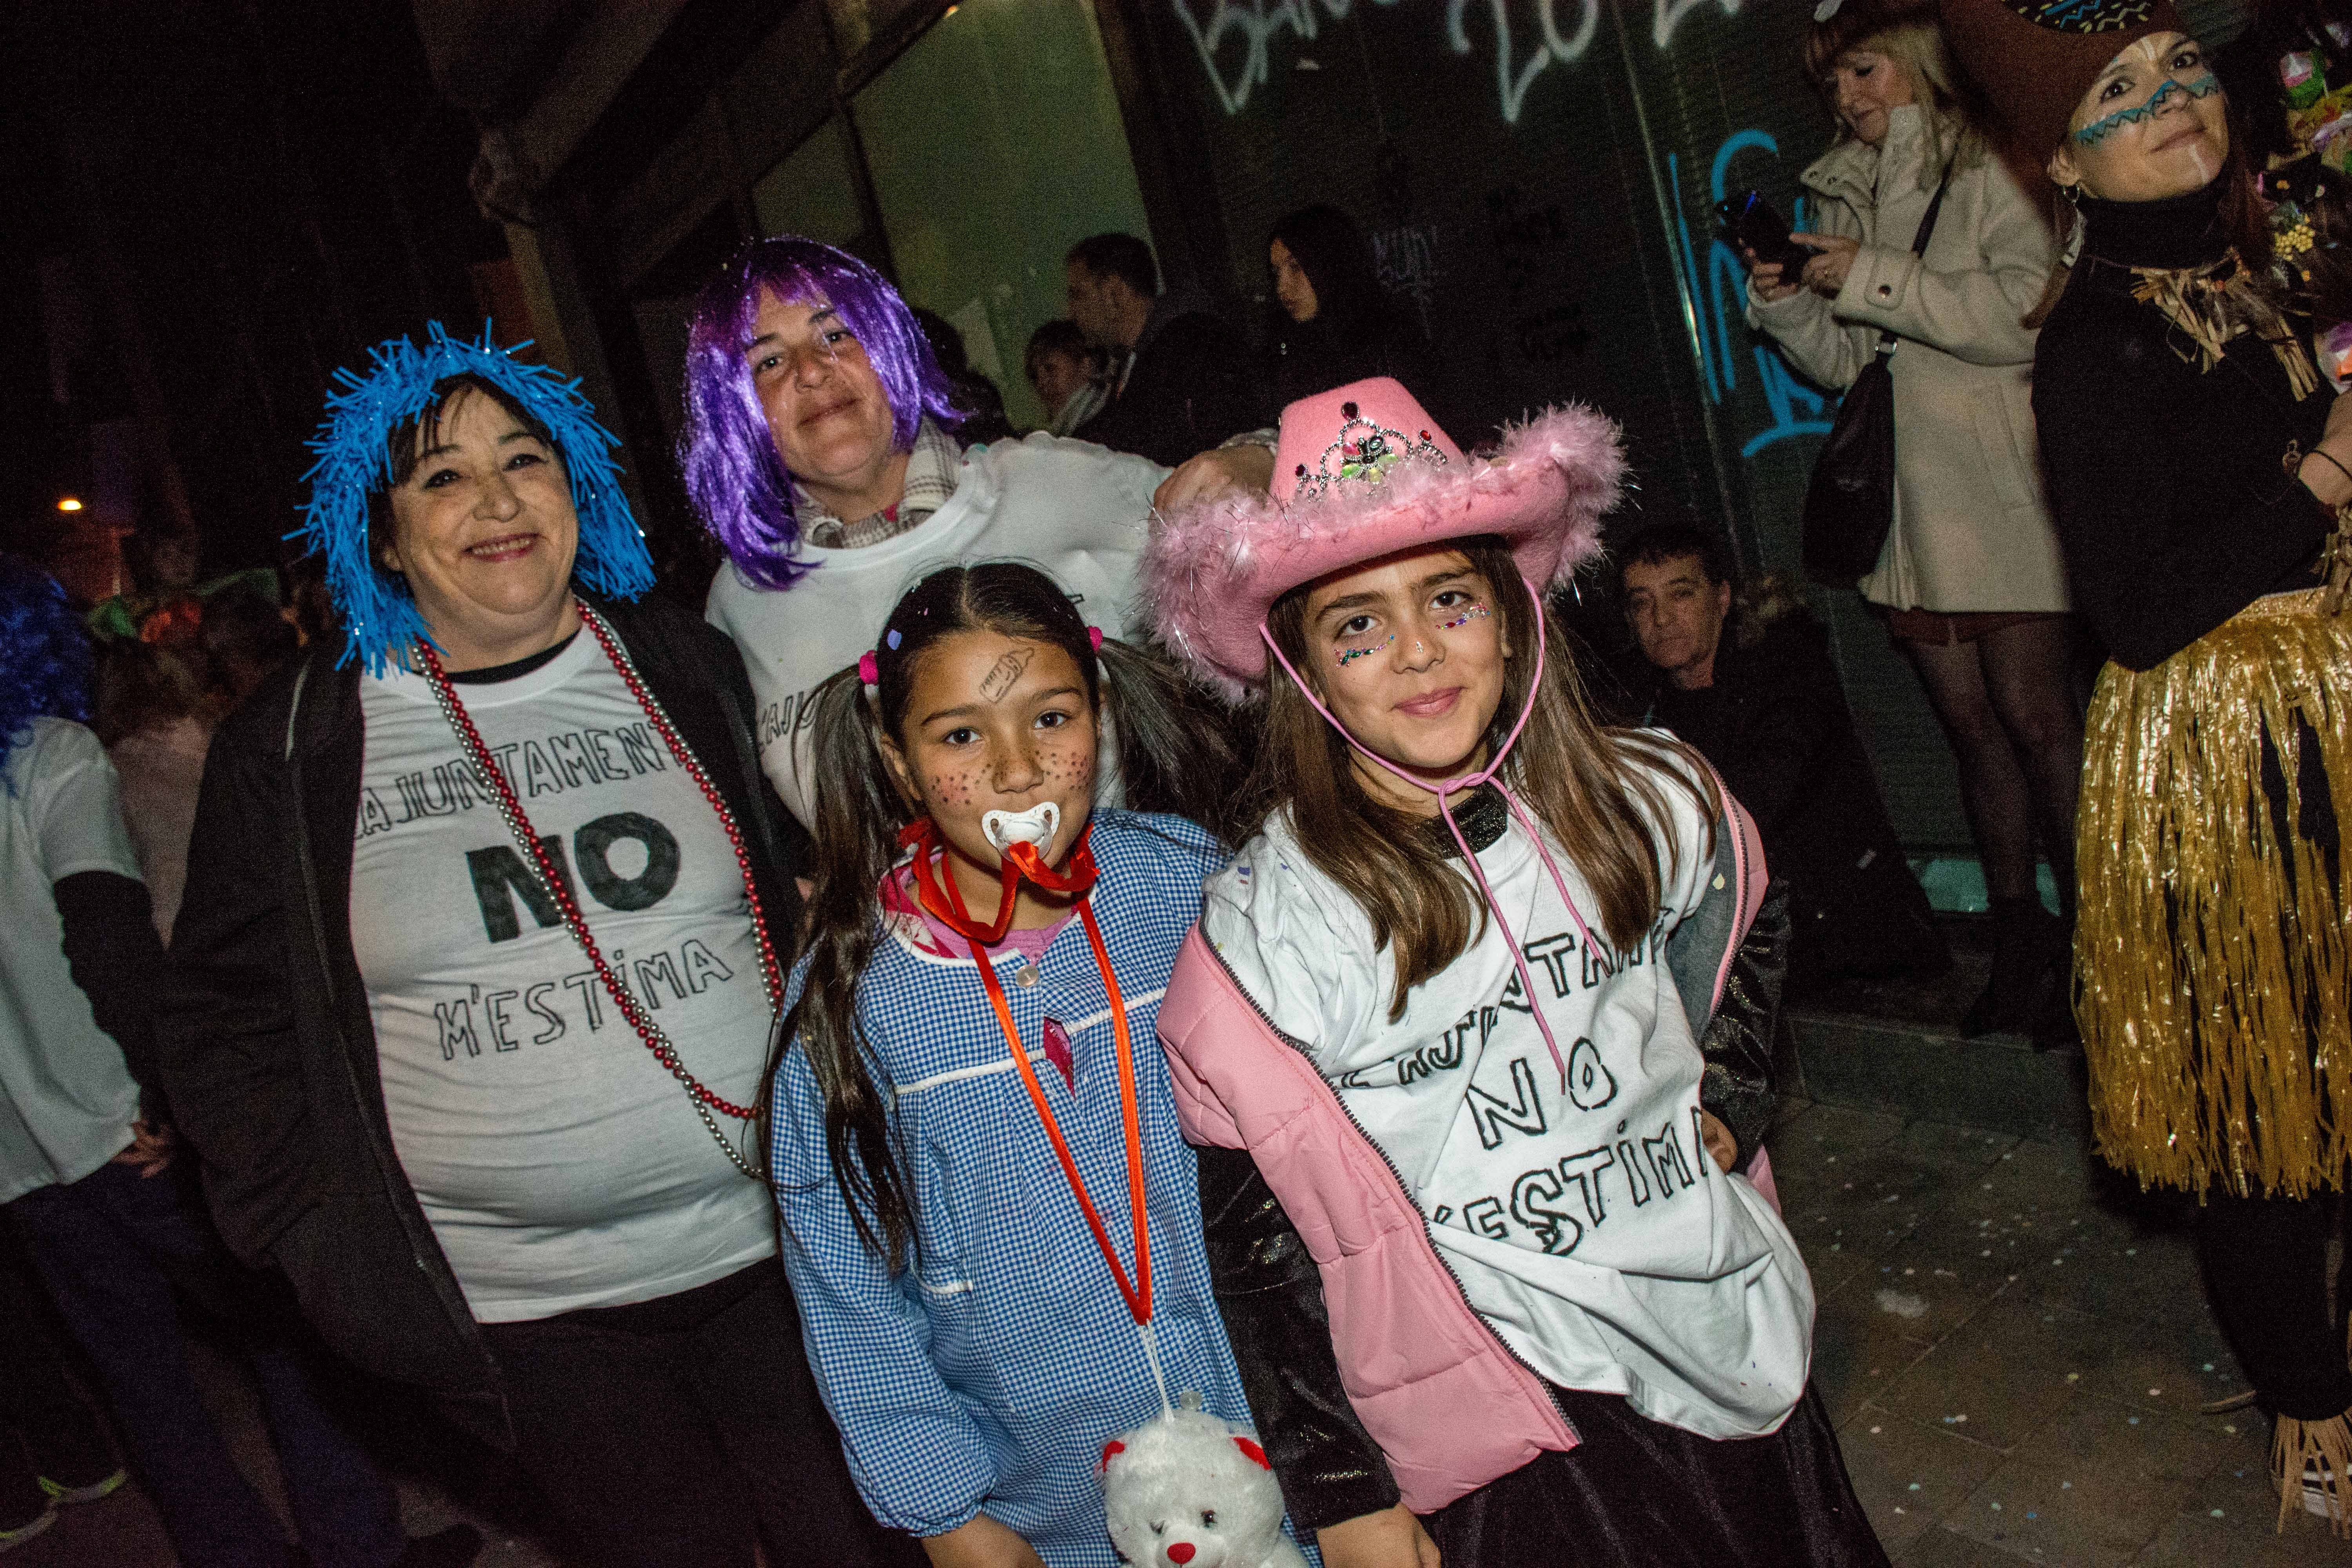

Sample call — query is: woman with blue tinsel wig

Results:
[0,557,491,1567]
[158,328,922,1568]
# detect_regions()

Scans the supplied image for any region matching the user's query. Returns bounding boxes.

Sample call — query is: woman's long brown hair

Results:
[1239,539,1716,1021]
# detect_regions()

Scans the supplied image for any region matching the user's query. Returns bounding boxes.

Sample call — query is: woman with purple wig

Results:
[683,237,1271,831]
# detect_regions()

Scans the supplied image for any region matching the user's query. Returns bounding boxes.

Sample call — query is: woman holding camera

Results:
[1744,0,2074,1042]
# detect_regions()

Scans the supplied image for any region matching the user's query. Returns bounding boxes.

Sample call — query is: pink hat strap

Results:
[1257,576,1601,1092]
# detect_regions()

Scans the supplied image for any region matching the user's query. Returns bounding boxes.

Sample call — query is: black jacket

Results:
[1076,291,1268,465]
[2033,188,2334,671]
[159,596,798,1443]
[1635,606,1945,985]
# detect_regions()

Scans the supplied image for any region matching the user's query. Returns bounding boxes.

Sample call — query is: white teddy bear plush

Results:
[1100,1394,1309,1568]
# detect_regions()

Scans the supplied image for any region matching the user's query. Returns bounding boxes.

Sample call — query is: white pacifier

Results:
[982,800,1060,855]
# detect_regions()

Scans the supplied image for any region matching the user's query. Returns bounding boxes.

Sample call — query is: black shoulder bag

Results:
[1801,167,1953,582]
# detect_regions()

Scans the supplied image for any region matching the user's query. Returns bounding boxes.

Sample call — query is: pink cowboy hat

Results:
[1144,378,1626,701]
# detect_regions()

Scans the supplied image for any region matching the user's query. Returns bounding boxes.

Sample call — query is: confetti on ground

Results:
[1991,1501,2003,1511]
[1870,1426,1882,1434]
[2203,1363,2215,1372]
[2129,1417,2140,1425]
[2212,1509,2225,1517]
[1876,1289,1929,1319]
[2225,1425,2238,1435]
[2062,1482,2072,1490]
[2067,1372,2080,1381]
[1910,1483,1922,1491]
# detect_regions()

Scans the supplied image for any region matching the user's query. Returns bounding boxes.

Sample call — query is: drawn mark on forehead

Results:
[980,645,1036,703]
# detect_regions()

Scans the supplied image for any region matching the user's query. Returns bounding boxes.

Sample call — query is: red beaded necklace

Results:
[416,599,782,1180]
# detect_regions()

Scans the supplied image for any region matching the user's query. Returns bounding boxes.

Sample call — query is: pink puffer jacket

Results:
[1156,792,1768,1513]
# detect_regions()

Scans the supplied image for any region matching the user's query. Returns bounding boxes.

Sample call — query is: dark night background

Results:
[0,2,505,597]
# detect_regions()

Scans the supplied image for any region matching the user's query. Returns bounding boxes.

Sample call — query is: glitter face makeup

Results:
[1335,633,1396,668]
[1436,602,1491,632]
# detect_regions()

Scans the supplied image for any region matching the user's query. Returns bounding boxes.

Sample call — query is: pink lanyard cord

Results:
[1258,576,1599,1091]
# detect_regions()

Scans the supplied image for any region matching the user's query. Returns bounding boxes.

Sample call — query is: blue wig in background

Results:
[299,321,654,676]
[0,556,95,786]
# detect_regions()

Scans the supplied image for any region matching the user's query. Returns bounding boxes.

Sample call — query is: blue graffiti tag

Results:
[1670,127,1834,457]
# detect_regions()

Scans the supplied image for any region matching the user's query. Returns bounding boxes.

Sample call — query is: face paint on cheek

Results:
[2073,71,2220,146]
[1336,633,1396,668]
[1436,603,1491,632]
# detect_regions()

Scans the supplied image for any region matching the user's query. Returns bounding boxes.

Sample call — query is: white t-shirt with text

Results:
[350,635,775,1321]
[1200,745,1814,1439]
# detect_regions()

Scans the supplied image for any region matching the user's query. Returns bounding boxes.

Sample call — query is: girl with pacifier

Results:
[768,562,1299,1568]
[1146,379,1888,1566]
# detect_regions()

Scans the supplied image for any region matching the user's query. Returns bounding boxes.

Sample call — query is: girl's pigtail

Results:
[1094,637,1249,847]
[771,664,922,1271]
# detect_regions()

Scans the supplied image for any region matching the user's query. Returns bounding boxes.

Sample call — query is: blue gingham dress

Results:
[771,812,1281,1565]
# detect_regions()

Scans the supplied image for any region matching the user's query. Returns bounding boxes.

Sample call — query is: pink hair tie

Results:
[857,651,880,687]
[1088,626,1104,652]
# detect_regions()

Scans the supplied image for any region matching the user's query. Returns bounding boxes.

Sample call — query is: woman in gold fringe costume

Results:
[1942,0,2352,1535]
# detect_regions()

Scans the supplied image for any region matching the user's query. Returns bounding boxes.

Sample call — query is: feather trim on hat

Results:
[1143,402,1625,702]
[298,321,653,676]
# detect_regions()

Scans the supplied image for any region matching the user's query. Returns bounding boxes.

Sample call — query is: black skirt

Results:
[1425,1383,1888,1568]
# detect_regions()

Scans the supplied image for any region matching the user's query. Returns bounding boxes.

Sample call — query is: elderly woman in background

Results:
[1943,0,2352,1529]
[1744,0,2078,1043]
[161,327,916,1568]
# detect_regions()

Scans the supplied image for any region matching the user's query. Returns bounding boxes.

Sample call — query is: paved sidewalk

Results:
[1775,1098,2348,1566]
[17,1096,2343,1566]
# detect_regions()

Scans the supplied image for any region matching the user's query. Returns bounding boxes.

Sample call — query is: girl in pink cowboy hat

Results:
[1145,379,1887,1566]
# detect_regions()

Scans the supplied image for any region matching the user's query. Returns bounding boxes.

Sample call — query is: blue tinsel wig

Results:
[0,556,95,785]
[299,321,654,675]
[679,237,959,593]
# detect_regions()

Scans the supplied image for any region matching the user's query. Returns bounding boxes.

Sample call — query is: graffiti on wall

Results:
[1372,222,1442,337]
[1171,0,1742,122]
[1666,127,1834,459]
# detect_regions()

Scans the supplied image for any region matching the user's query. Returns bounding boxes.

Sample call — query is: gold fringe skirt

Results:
[2075,589,2352,1198]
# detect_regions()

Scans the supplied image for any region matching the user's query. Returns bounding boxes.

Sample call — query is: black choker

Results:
[1427,785,1509,858]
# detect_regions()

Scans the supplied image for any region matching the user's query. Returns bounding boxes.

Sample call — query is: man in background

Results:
[1621,525,1947,992]
[1065,232,1264,465]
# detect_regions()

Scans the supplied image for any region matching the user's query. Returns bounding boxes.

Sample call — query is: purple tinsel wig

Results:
[0,556,94,785]
[680,236,959,591]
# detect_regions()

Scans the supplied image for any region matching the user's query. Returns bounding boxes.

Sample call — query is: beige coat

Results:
[1748,107,2069,613]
